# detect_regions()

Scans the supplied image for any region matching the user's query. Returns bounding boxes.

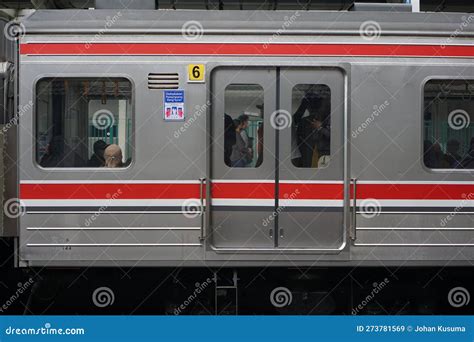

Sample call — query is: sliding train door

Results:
[210,66,347,253]
[277,68,347,250]
[210,67,277,250]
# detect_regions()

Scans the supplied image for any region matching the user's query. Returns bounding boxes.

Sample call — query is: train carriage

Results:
[1,8,474,267]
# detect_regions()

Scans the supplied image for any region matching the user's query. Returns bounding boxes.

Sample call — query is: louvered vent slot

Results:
[148,73,179,89]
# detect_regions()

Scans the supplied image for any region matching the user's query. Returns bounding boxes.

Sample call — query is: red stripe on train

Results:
[19,182,474,200]
[211,182,275,199]
[19,43,474,58]
[20,183,202,200]
[20,183,274,200]
[279,183,343,200]
[356,183,474,200]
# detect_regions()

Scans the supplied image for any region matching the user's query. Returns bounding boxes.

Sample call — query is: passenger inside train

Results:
[224,84,262,168]
[103,144,124,168]
[423,138,473,169]
[224,114,236,166]
[292,84,331,168]
[256,121,264,167]
[36,78,132,168]
[229,117,254,167]
[39,136,65,168]
[87,140,109,167]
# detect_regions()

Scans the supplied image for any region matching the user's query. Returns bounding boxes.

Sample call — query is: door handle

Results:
[199,177,206,242]
[280,228,284,238]
[351,178,357,241]
[269,229,273,239]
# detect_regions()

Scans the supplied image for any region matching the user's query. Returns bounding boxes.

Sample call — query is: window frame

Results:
[33,75,135,171]
[421,76,474,173]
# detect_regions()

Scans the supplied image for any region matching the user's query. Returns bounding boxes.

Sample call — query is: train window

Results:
[423,80,473,169]
[36,78,132,168]
[224,84,264,168]
[291,84,331,168]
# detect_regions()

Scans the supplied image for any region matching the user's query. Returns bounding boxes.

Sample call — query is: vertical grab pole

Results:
[199,177,206,242]
[350,178,357,241]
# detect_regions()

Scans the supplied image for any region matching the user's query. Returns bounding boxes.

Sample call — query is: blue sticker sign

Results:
[164,90,185,121]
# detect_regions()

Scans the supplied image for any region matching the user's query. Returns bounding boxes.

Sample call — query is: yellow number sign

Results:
[188,64,205,82]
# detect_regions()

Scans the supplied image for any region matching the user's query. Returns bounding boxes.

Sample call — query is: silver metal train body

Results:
[1,9,473,267]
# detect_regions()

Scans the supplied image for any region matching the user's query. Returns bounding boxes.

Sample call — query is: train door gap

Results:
[274,67,281,248]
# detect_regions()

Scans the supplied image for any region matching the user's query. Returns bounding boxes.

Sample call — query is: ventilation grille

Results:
[148,73,179,90]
